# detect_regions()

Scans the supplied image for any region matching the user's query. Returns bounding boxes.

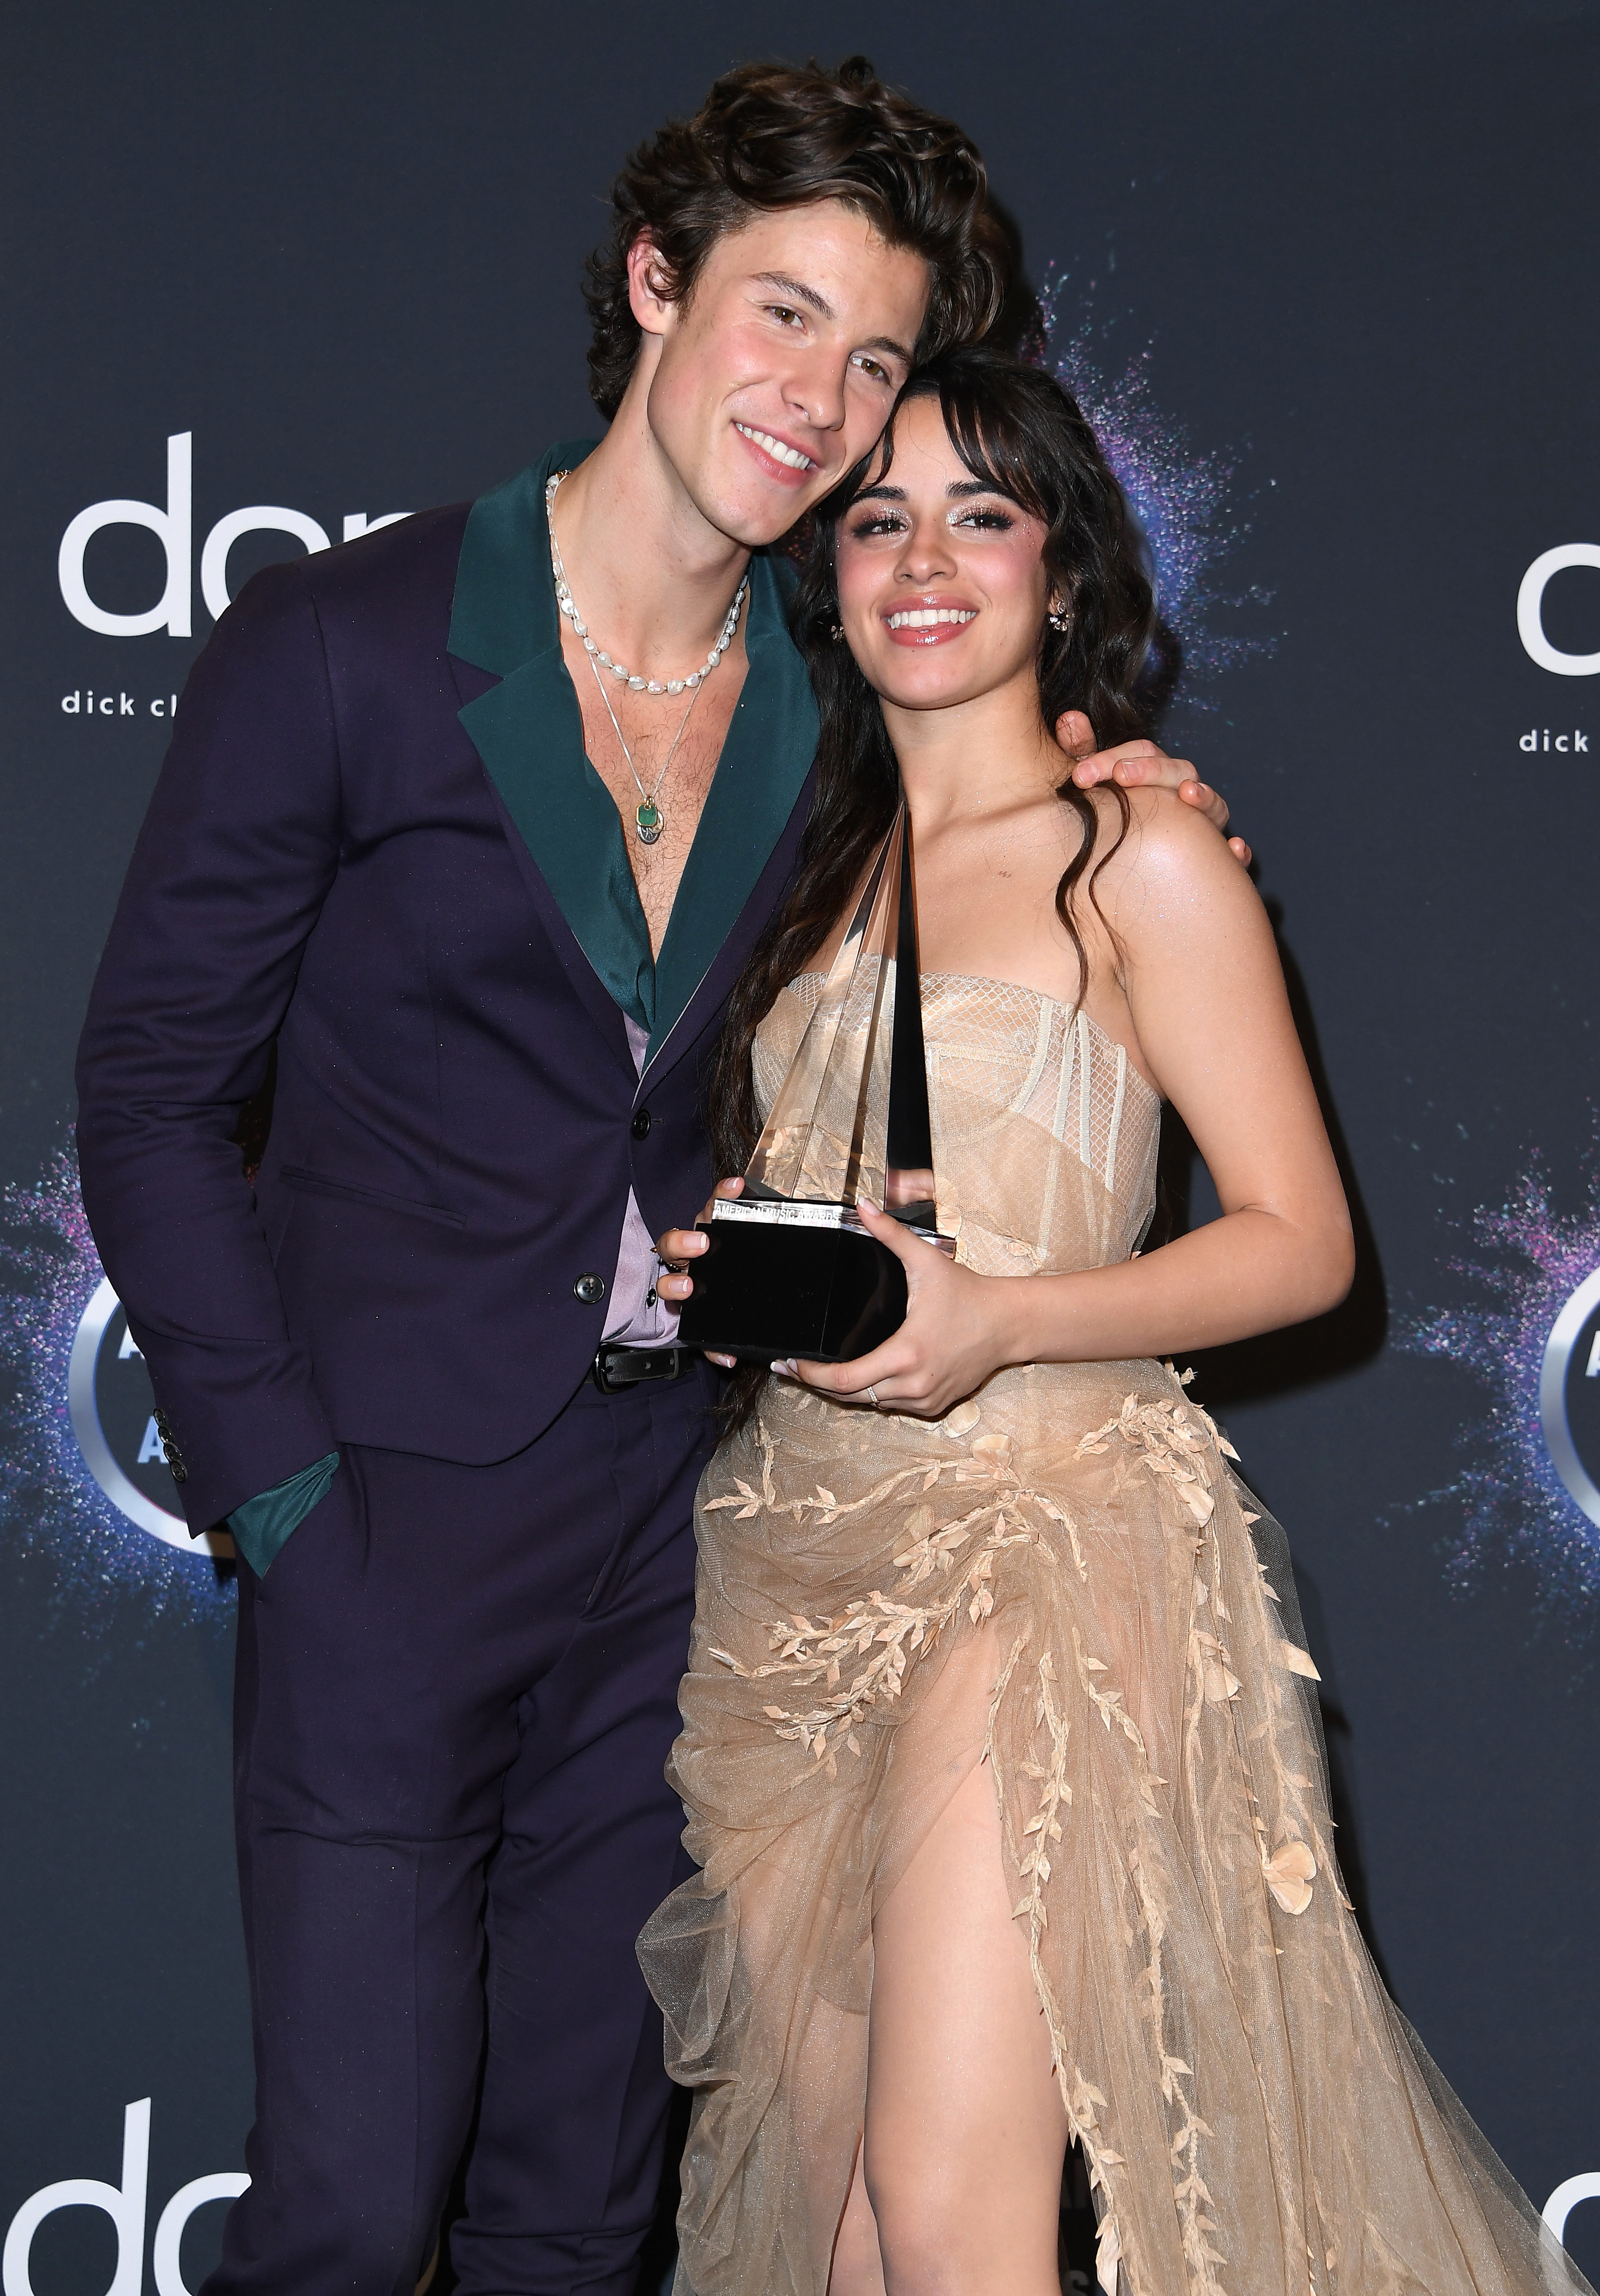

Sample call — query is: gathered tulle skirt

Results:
[638,1357,1589,2296]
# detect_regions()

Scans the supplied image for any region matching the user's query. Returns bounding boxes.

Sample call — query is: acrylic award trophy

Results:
[678,802,955,1363]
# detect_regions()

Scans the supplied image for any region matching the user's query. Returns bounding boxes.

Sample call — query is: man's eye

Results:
[851,353,892,384]
[768,305,804,328]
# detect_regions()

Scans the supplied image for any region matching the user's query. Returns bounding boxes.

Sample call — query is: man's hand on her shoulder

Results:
[1052,709,1252,869]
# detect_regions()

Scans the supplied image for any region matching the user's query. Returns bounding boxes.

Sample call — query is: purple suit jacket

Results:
[75,447,817,1532]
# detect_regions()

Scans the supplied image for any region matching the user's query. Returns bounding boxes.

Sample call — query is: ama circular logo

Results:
[1542,1270,1600,1531]
[67,1279,232,1556]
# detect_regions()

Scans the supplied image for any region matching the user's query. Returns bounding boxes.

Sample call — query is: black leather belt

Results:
[591,1342,697,1394]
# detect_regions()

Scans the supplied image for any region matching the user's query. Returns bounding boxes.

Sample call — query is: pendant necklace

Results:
[546,470,748,846]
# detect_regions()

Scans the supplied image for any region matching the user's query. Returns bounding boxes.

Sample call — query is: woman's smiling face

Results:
[833,390,1054,718]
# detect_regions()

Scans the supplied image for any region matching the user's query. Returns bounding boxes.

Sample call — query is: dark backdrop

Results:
[4,5,1598,2289]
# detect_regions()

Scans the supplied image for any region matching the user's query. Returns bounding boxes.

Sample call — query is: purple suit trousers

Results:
[209,1364,719,2296]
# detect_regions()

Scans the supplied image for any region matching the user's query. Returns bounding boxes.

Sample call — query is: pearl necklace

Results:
[545,470,748,696]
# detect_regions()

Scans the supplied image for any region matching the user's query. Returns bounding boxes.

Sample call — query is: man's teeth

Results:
[885,608,977,629]
[735,422,815,470]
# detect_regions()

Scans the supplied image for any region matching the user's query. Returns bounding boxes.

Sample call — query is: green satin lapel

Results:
[458,659,656,1030]
[449,441,594,677]
[450,440,818,1052]
[452,439,654,1031]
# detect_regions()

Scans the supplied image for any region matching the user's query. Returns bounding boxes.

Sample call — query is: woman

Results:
[643,349,1585,2296]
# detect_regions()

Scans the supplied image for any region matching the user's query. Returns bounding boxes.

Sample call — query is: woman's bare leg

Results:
[854,1753,1068,2296]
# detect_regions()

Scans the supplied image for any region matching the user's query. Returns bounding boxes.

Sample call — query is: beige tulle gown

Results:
[638,973,1589,2296]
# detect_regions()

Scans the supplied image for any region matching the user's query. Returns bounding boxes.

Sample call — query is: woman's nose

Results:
[895,519,957,583]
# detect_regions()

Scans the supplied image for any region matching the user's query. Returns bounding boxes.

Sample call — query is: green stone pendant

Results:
[635,801,663,846]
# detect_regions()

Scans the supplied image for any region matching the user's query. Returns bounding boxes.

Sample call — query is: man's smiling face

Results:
[629,200,932,550]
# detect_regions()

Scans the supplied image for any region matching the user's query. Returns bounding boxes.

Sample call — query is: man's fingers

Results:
[1174,775,1230,832]
[1070,740,1175,789]
[1115,748,1191,788]
[1076,754,1249,853]
[653,1221,709,1300]
[657,1175,745,1294]
[1052,708,1097,763]
[658,1226,706,1258]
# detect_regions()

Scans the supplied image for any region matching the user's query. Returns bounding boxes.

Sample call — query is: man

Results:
[76,55,1242,2296]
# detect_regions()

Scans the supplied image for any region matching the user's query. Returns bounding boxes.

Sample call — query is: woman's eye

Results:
[954,508,1015,532]
[846,514,907,539]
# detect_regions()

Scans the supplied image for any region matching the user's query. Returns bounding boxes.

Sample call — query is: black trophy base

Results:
[677,1206,910,1364]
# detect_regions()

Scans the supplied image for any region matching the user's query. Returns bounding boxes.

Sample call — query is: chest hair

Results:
[558,619,748,956]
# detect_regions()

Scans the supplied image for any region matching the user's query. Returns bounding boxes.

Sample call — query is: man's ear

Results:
[626,236,676,338]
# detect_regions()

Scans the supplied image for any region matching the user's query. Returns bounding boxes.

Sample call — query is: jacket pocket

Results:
[277,1163,467,1229]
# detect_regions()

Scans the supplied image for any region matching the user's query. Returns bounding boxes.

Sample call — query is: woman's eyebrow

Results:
[847,477,1012,508]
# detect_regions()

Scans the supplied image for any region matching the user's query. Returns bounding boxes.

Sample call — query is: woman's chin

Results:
[872,665,996,713]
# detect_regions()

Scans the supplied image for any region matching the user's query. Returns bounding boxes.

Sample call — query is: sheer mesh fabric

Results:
[640,976,1590,2296]
[750,973,1158,1259]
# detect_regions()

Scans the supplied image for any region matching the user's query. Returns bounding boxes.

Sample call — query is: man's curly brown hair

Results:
[583,55,1010,419]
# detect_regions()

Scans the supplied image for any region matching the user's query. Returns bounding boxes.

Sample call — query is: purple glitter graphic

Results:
[1402,1158,1600,1620]
[0,1139,234,1627]
[1035,271,1276,695]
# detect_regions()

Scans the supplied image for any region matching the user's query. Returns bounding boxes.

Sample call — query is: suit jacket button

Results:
[631,1108,651,1139]
[154,1409,171,1435]
[169,1461,189,1484]
[573,1272,607,1305]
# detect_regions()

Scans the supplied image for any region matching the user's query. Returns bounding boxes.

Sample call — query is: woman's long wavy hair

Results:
[708,346,1174,1191]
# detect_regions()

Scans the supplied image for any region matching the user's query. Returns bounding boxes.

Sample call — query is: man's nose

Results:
[783,352,846,435]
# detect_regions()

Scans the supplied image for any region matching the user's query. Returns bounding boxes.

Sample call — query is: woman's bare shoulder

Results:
[1093,784,1267,937]
[1099,783,1257,880]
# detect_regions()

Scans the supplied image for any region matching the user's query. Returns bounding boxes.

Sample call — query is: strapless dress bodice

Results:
[753,971,1161,1279]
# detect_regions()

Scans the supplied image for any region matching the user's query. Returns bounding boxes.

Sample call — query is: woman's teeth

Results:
[885,608,977,629]
[734,423,815,470]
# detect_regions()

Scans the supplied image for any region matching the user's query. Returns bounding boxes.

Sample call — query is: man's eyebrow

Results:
[752,271,835,320]
[751,272,915,367]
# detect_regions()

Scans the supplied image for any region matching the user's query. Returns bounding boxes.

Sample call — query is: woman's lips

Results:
[881,604,978,647]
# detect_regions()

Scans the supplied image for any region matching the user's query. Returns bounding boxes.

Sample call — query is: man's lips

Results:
[733,420,819,485]
[882,603,979,647]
